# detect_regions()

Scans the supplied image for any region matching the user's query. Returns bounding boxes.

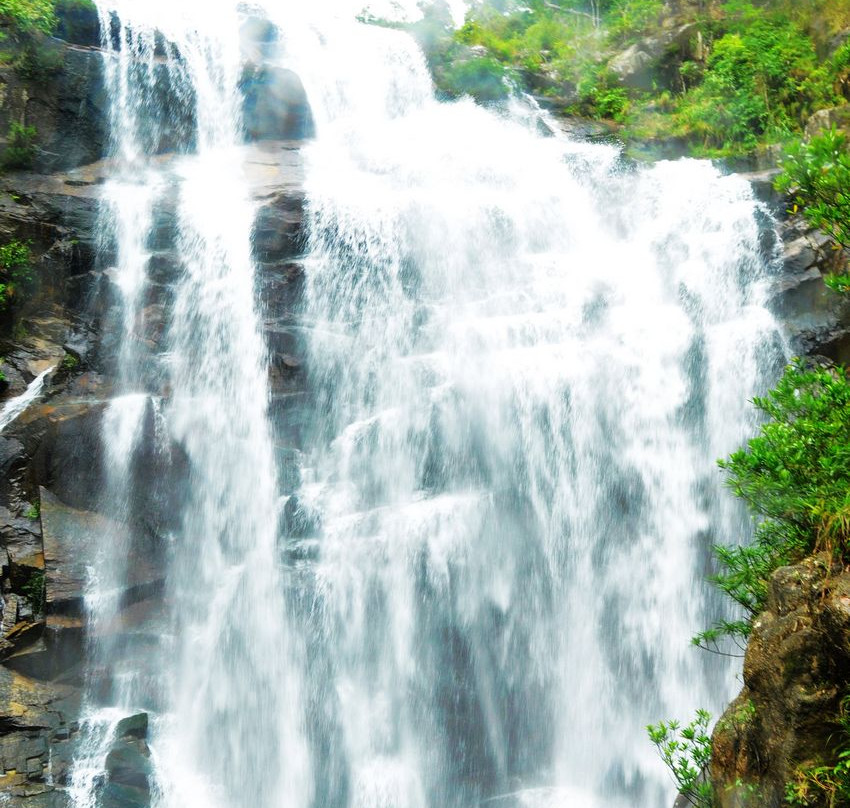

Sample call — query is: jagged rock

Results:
[711,555,850,808]
[0,505,43,581]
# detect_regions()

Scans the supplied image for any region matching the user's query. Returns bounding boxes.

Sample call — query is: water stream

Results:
[75,3,787,808]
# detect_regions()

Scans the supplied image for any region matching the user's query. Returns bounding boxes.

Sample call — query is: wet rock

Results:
[30,403,105,512]
[96,713,152,808]
[114,713,147,741]
[0,43,108,174]
[258,260,305,317]
[55,0,102,48]
[241,65,315,142]
[40,488,164,616]
[252,189,306,262]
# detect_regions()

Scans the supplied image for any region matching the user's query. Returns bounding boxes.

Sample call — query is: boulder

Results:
[805,105,850,139]
[54,0,101,48]
[240,65,315,142]
[609,25,697,90]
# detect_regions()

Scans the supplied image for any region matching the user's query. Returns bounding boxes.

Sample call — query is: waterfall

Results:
[0,367,54,433]
[74,2,787,808]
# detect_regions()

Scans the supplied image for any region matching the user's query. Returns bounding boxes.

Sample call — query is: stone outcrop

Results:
[711,555,850,808]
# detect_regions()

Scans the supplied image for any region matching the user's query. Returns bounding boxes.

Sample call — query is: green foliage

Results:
[24,501,39,520]
[647,710,714,808]
[675,8,832,153]
[785,697,850,807]
[428,0,844,155]
[605,0,664,41]
[436,54,513,103]
[0,238,32,308]
[13,36,63,81]
[777,128,850,292]
[21,569,45,614]
[60,352,78,371]
[2,122,37,170]
[576,65,630,120]
[702,360,850,644]
[0,0,56,37]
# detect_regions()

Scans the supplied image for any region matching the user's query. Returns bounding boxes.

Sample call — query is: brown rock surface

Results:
[711,555,850,808]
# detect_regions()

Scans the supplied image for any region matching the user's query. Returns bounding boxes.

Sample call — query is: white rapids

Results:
[71,2,788,808]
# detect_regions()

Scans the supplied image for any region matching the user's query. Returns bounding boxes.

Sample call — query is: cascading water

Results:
[72,2,788,808]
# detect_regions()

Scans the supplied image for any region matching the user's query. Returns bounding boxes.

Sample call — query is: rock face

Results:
[0,41,108,173]
[711,555,850,808]
[767,219,850,364]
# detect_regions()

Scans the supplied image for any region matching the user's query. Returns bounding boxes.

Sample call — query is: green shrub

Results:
[647,710,714,808]
[2,122,37,170]
[699,360,850,645]
[676,11,831,153]
[776,128,850,292]
[21,569,45,614]
[0,238,32,308]
[436,54,513,103]
[604,0,665,40]
[0,0,56,37]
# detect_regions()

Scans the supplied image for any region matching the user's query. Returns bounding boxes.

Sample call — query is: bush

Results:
[700,360,850,644]
[647,710,714,808]
[2,122,37,170]
[435,54,513,103]
[676,11,831,153]
[0,238,32,308]
[604,0,665,40]
[0,0,56,37]
[776,127,850,292]
[21,569,45,614]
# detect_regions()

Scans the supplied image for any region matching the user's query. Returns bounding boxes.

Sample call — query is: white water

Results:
[0,367,54,433]
[75,3,787,808]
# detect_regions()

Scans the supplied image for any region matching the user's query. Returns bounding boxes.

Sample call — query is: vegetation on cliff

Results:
[417,0,850,157]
